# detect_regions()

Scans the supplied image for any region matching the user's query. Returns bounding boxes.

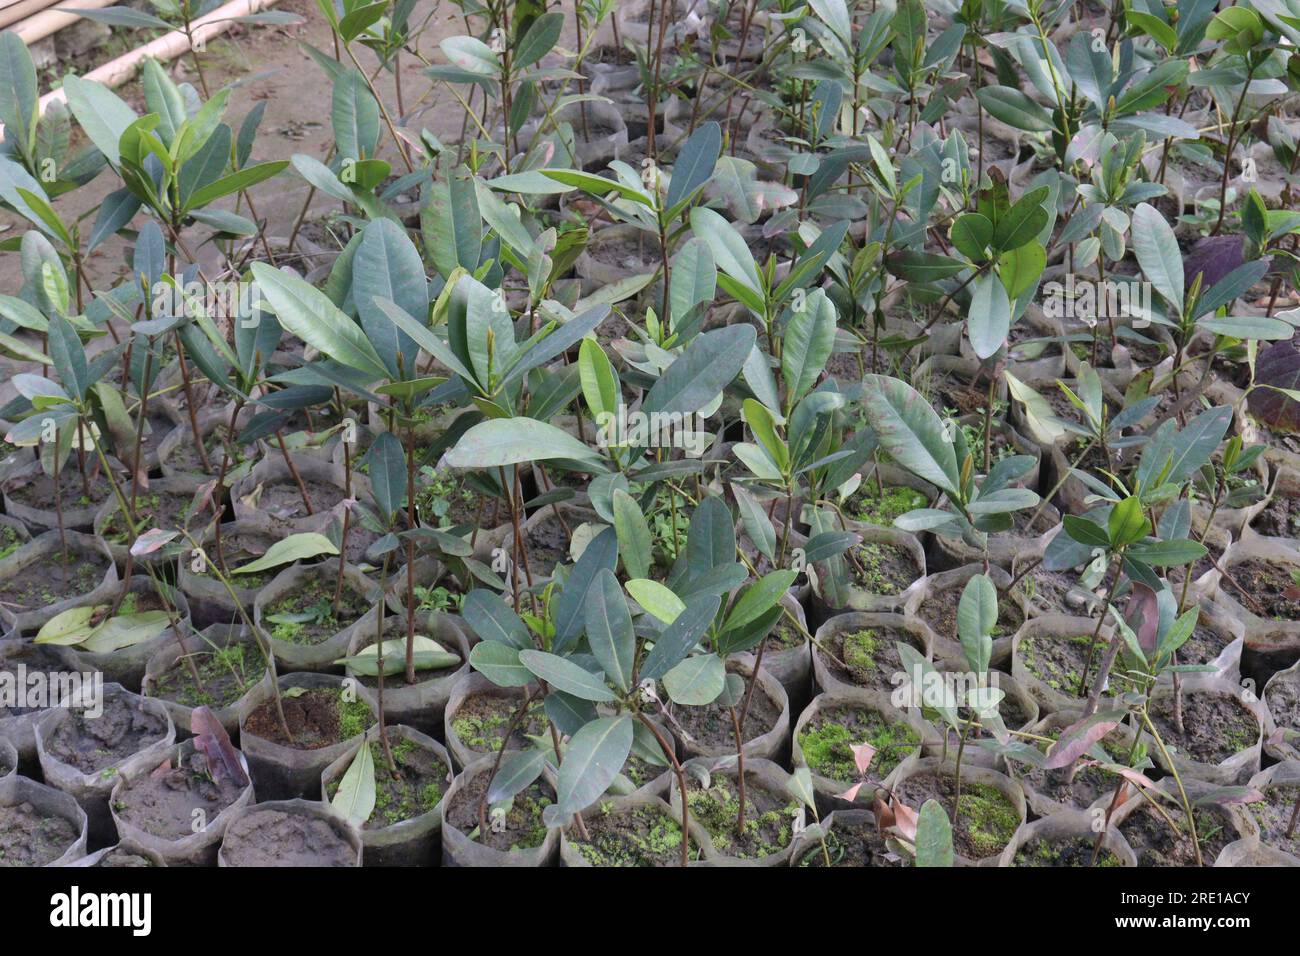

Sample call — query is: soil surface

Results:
[91,847,157,867]
[570,805,699,866]
[920,585,1024,645]
[0,550,111,613]
[263,576,370,647]
[244,686,371,750]
[450,693,548,756]
[684,774,801,860]
[668,670,780,756]
[5,467,112,512]
[445,773,553,853]
[327,739,449,829]
[0,644,76,718]
[45,694,170,775]
[821,624,913,695]
[1119,802,1235,866]
[1265,673,1300,736]
[890,773,1019,859]
[258,478,345,523]
[1250,786,1300,858]
[1013,836,1122,867]
[221,809,356,866]
[150,642,265,710]
[1232,559,1300,620]
[1148,692,1259,764]
[1254,493,1300,538]
[522,513,570,578]
[115,751,248,840]
[0,802,79,866]
[794,815,904,867]
[799,704,919,786]
[1018,629,1106,699]
[845,542,920,598]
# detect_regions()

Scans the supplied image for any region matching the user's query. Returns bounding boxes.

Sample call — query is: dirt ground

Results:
[0,0,584,292]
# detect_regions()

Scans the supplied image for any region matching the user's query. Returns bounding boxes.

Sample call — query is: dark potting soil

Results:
[571,805,699,866]
[588,231,660,271]
[767,617,805,652]
[1176,624,1233,669]
[450,693,548,756]
[327,739,449,829]
[1119,803,1234,866]
[823,625,910,695]
[244,687,371,750]
[890,774,1019,859]
[92,847,156,866]
[1022,566,1088,617]
[959,674,1029,736]
[846,542,919,597]
[445,772,552,853]
[1232,559,1300,620]
[150,642,264,710]
[799,704,920,785]
[921,585,1024,645]
[1019,630,1105,699]
[220,809,356,866]
[685,775,801,860]
[523,514,570,578]
[46,694,170,775]
[795,815,903,867]
[1013,836,1122,867]
[102,490,199,543]
[0,644,74,718]
[1254,493,1300,539]
[115,751,247,840]
[264,577,370,647]
[668,672,779,755]
[1250,787,1300,857]
[167,424,238,476]
[0,550,110,612]
[1148,691,1258,764]
[5,466,112,511]
[259,478,345,523]
[1265,672,1300,736]
[0,802,79,866]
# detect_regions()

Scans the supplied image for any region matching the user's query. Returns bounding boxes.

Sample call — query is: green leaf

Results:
[63,75,137,166]
[338,636,460,676]
[976,86,1055,132]
[463,589,533,650]
[445,417,598,468]
[1063,514,1111,548]
[967,271,1011,360]
[578,336,619,420]
[330,740,376,827]
[690,206,762,295]
[331,69,379,161]
[666,121,721,211]
[514,10,565,69]
[1131,202,1184,311]
[915,799,954,866]
[518,649,615,701]
[251,262,389,380]
[956,573,996,673]
[553,715,633,818]
[1127,539,1207,567]
[724,570,797,632]
[663,654,726,705]
[486,747,546,803]
[585,569,635,693]
[625,579,685,624]
[612,489,652,580]
[859,375,960,496]
[468,641,533,686]
[365,431,406,521]
[781,288,837,404]
[642,324,757,418]
[79,611,171,653]
[34,605,103,645]
[233,532,339,574]
[185,161,287,211]
[640,594,720,680]
[0,32,38,159]
[1108,496,1150,548]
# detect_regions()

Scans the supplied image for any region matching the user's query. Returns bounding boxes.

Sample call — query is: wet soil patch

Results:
[45,694,170,774]
[0,802,79,866]
[327,739,449,829]
[244,686,371,750]
[0,552,110,614]
[571,805,699,866]
[221,808,356,865]
[890,773,1019,859]
[684,774,800,860]
[450,693,548,757]
[115,750,247,839]
[799,704,919,785]
[1148,692,1258,764]
[445,773,553,852]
